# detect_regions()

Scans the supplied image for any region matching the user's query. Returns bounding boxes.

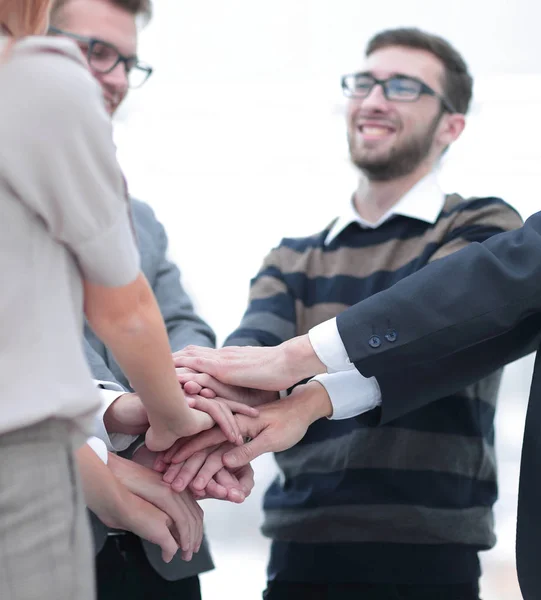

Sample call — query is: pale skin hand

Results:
[141,443,254,504]
[172,335,326,392]
[157,440,255,502]
[108,451,204,561]
[146,392,258,452]
[101,389,247,451]
[158,382,333,477]
[76,445,180,563]
[103,392,149,435]
[176,368,278,407]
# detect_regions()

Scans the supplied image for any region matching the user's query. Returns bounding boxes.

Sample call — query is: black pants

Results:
[263,580,481,600]
[96,533,202,600]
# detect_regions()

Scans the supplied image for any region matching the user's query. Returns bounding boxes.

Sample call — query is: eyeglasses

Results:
[48,27,153,89]
[341,72,456,113]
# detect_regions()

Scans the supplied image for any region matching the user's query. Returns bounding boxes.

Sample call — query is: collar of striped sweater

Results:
[325,171,445,245]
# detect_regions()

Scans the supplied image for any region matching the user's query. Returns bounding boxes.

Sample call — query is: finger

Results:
[162,462,184,485]
[173,346,220,371]
[169,504,192,555]
[170,428,227,463]
[195,502,205,552]
[203,478,228,500]
[177,372,233,399]
[183,381,203,396]
[221,399,259,417]
[190,488,208,500]
[153,451,167,473]
[236,463,255,496]
[158,524,180,564]
[199,388,217,399]
[190,451,228,491]
[190,498,204,553]
[163,438,187,464]
[170,451,211,492]
[173,356,221,378]
[187,396,240,445]
[223,433,271,469]
[215,469,245,503]
[177,493,201,556]
[174,366,198,375]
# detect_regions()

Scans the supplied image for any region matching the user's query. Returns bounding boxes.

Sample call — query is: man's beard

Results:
[349,111,443,182]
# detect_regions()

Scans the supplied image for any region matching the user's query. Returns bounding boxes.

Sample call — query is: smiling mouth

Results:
[358,125,395,138]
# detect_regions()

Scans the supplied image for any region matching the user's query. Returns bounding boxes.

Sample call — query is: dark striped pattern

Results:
[225,194,523,584]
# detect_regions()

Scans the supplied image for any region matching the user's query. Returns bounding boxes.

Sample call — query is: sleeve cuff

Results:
[95,383,138,452]
[86,437,109,464]
[311,370,381,420]
[308,318,355,373]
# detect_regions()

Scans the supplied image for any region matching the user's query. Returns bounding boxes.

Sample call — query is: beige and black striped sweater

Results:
[225,194,523,585]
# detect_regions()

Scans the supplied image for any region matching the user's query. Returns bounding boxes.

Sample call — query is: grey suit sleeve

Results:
[151,218,216,352]
[335,211,541,422]
[84,338,124,388]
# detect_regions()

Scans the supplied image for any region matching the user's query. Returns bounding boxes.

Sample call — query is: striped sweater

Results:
[225,194,523,585]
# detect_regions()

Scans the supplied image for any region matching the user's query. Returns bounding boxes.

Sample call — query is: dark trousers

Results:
[263,581,481,600]
[96,533,202,600]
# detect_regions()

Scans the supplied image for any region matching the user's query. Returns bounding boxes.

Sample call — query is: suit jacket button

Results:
[385,329,398,343]
[368,335,381,348]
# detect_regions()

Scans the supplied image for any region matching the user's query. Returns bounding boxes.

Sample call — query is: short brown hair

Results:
[366,27,472,115]
[51,0,153,25]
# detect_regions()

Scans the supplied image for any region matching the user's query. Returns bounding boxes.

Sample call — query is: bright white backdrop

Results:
[113,2,541,598]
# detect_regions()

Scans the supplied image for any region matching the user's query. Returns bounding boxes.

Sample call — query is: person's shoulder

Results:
[3,36,102,117]
[11,35,86,66]
[442,193,522,220]
[129,198,162,227]
[276,221,334,253]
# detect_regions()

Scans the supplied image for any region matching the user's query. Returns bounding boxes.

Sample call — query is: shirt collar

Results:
[325,171,445,246]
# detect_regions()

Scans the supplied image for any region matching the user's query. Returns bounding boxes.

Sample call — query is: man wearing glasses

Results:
[47,1,217,599]
[173,27,522,600]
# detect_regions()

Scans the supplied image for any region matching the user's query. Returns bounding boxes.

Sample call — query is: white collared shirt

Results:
[310,172,445,419]
[86,381,139,464]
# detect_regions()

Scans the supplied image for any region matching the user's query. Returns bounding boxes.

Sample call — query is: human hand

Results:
[115,492,181,563]
[77,445,181,564]
[103,392,149,435]
[145,391,253,452]
[157,440,255,503]
[163,381,333,470]
[172,336,325,392]
[176,367,278,407]
[184,393,260,444]
[191,463,255,503]
[108,453,204,562]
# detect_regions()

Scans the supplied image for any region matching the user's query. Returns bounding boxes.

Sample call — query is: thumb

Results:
[223,434,270,469]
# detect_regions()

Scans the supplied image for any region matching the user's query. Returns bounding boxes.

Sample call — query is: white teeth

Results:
[362,126,391,137]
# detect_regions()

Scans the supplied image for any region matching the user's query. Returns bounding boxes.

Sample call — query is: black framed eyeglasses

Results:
[48,27,153,89]
[341,72,456,113]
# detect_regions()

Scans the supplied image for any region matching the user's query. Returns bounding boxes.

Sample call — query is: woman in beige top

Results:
[0,1,249,598]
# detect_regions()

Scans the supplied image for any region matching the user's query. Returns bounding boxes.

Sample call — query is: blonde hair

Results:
[0,0,52,38]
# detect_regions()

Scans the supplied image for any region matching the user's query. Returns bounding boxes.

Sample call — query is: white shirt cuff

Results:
[94,380,138,452]
[311,370,381,420]
[308,318,355,373]
[86,437,109,464]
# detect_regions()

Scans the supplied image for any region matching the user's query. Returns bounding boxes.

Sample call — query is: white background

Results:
[114,1,541,597]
